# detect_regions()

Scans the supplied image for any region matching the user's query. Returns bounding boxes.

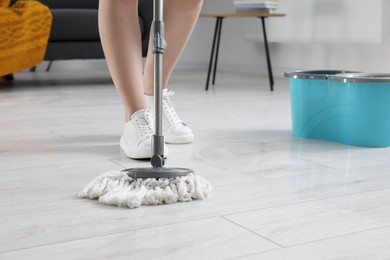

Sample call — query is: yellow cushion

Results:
[0,0,10,9]
[0,0,52,76]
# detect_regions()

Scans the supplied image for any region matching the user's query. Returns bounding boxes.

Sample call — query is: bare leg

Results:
[143,0,203,94]
[99,0,146,122]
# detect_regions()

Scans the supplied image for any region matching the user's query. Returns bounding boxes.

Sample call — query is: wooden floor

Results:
[1,69,390,259]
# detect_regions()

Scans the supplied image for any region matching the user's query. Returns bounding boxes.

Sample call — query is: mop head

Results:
[79,171,212,208]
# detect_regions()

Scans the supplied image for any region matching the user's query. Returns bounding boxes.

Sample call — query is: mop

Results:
[79,0,212,209]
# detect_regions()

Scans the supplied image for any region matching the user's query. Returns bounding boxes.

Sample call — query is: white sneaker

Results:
[145,89,194,144]
[120,109,169,159]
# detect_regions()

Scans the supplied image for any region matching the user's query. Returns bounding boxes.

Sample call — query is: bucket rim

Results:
[328,73,390,83]
[284,70,358,80]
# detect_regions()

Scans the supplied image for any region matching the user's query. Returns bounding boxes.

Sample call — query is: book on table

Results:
[233,0,278,13]
[233,0,278,4]
[235,8,276,14]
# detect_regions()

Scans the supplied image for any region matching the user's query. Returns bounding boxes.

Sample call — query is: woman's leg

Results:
[99,0,145,122]
[143,0,203,94]
[99,0,167,159]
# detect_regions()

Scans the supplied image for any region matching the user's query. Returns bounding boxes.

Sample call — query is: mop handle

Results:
[151,0,167,167]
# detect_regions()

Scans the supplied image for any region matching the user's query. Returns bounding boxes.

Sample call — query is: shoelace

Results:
[163,90,186,126]
[133,115,153,142]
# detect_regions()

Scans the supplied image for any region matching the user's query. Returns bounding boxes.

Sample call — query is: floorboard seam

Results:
[221,216,285,248]
[0,215,221,254]
[221,185,390,218]
[284,223,390,248]
[221,223,390,259]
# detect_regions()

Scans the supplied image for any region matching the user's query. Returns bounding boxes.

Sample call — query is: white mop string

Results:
[79,171,212,209]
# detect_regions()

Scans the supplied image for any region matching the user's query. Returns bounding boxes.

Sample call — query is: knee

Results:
[178,0,203,11]
[191,0,204,8]
[193,0,204,10]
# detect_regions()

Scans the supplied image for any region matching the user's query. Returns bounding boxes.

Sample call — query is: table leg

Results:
[205,17,221,91]
[212,17,223,85]
[260,17,274,91]
[46,60,53,72]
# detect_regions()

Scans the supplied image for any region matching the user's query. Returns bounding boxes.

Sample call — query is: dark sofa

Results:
[10,0,153,70]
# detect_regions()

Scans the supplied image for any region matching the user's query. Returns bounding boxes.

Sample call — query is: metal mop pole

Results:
[151,0,166,168]
[123,0,193,179]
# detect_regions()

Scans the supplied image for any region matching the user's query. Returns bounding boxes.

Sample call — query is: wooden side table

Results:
[199,12,286,91]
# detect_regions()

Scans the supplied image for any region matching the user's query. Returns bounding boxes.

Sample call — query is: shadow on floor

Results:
[0,77,113,91]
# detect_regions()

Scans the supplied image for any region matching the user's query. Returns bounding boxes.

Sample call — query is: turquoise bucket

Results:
[327,73,390,147]
[285,70,355,143]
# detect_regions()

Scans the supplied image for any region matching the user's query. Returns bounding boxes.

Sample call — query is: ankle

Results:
[125,114,132,122]
[125,108,147,122]
[144,88,168,97]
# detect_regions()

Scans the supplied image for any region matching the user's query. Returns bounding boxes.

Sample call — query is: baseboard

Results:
[175,61,299,78]
[21,59,299,79]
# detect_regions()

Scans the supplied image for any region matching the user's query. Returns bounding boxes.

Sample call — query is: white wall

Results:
[43,0,390,77]
[178,0,390,76]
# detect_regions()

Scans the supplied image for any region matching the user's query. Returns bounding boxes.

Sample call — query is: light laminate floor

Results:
[1,68,390,260]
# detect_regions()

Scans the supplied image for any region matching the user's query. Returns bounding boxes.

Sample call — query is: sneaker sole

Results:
[120,137,152,159]
[164,134,194,144]
[120,137,169,159]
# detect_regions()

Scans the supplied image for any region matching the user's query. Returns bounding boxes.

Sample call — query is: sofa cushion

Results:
[50,9,145,42]
[45,41,105,60]
[38,0,98,9]
[50,10,98,41]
